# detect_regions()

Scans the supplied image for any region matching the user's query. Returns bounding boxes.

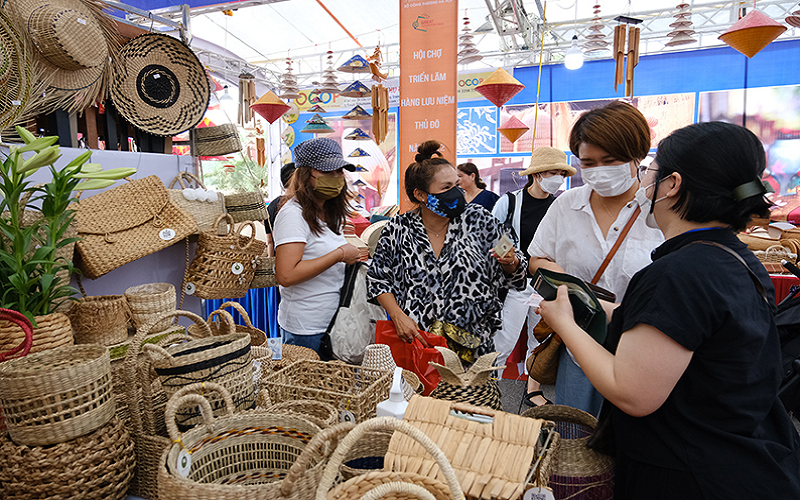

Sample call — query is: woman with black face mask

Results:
[367,140,529,364]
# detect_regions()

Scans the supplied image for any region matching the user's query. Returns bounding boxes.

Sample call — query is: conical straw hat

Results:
[497,116,529,143]
[0,9,33,129]
[718,10,787,58]
[337,54,370,73]
[475,68,524,107]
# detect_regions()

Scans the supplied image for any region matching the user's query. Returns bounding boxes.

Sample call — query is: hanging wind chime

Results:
[787,3,800,28]
[458,12,482,65]
[318,49,341,95]
[237,73,256,127]
[613,19,640,97]
[665,3,696,47]
[279,56,300,100]
[584,3,610,55]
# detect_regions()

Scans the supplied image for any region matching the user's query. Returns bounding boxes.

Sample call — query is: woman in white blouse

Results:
[527,101,663,416]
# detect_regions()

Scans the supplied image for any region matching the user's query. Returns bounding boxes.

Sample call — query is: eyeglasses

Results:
[636,165,658,182]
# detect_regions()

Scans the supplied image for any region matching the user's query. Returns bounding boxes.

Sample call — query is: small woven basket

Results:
[68,294,130,346]
[0,415,135,500]
[266,399,340,429]
[0,344,114,446]
[194,123,243,156]
[224,190,269,223]
[125,282,176,332]
[339,429,393,481]
[263,360,392,423]
[754,244,797,264]
[168,171,226,233]
[210,301,268,347]
[0,311,73,355]
[158,382,349,500]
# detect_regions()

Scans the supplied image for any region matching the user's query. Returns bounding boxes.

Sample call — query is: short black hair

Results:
[653,121,772,232]
[280,163,296,189]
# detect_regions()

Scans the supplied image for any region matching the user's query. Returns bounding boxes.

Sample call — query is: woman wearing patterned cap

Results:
[274,137,368,353]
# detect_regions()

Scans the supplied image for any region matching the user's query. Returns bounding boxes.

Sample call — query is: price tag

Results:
[153,73,161,79]
[267,337,282,360]
[11,100,21,106]
[176,449,192,478]
[523,486,555,500]
[231,262,244,275]
[159,228,176,241]
[184,283,196,295]
[77,18,87,25]
[340,410,356,423]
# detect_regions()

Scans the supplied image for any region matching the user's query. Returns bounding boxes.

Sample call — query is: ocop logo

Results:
[458,77,484,88]
[294,91,336,106]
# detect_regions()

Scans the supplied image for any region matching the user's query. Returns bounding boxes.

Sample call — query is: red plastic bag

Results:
[375,320,447,395]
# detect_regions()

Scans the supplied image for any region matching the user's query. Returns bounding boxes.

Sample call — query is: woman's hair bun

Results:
[414,153,429,163]
[415,140,442,164]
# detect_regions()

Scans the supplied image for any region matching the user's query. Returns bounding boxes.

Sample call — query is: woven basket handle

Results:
[315,417,465,500]
[181,171,207,190]
[212,213,235,236]
[168,173,190,190]
[207,308,237,336]
[218,301,255,328]
[142,343,174,362]
[165,382,236,442]
[448,401,497,419]
[156,333,195,348]
[280,421,356,497]
[235,221,258,251]
[360,482,439,500]
[0,308,34,363]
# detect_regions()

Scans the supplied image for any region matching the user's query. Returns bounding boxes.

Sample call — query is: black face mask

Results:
[425,186,466,219]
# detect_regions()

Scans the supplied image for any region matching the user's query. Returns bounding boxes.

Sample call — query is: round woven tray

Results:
[0,415,135,500]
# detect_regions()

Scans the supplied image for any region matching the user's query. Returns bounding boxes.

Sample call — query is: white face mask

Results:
[634,182,668,229]
[581,162,636,197]
[538,175,564,195]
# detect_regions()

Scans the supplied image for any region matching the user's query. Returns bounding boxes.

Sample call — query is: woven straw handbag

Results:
[168,171,226,233]
[224,190,268,223]
[209,301,268,347]
[122,310,212,500]
[183,214,267,299]
[0,415,136,500]
[158,381,353,500]
[194,123,242,157]
[428,347,503,411]
[316,417,465,500]
[75,175,197,279]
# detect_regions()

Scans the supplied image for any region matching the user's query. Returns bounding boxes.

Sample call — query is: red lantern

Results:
[718,10,787,58]
[475,68,525,107]
[250,91,291,124]
[497,116,529,143]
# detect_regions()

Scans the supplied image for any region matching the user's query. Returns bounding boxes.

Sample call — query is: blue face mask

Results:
[425,186,466,219]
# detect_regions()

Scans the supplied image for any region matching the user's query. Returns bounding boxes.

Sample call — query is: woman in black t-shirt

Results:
[538,122,800,499]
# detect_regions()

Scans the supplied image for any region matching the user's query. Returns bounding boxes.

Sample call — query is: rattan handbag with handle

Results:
[183,214,267,299]
[168,171,226,233]
[224,190,268,223]
[158,381,354,500]
[316,417,465,500]
[75,175,197,278]
[212,301,268,347]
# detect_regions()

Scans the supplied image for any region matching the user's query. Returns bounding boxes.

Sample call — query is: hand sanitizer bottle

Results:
[376,367,408,419]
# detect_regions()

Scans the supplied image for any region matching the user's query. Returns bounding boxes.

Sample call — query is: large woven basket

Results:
[125,282,176,332]
[158,381,347,500]
[224,190,268,223]
[122,310,212,500]
[0,311,73,355]
[0,415,135,500]
[339,429,393,481]
[266,399,340,429]
[316,417,465,500]
[68,294,130,346]
[208,301,268,347]
[0,344,114,446]
[521,405,614,500]
[0,309,33,436]
[184,214,267,299]
[263,343,320,373]
[263,360,392,424]
[168,171,226,233]
[145,329,255,428]
[194,123,243,156]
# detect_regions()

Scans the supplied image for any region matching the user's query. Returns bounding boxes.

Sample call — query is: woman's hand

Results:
[491,247,520,272]
[535,285,578,333]
[391,311,428,346]
[338,243,369,264]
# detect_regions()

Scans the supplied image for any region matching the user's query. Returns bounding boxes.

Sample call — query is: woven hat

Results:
[520,146,576,177]
[294,137,356,172]
[0,9,33,129]
[111,33,210,136]
[360,219,388,258]
[5,0,110,91]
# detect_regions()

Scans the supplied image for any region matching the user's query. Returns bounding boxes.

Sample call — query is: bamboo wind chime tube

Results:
[626,26,640,97]
[614,25,626,91]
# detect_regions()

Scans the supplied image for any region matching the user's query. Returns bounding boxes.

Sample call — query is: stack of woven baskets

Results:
[739,227,800,274]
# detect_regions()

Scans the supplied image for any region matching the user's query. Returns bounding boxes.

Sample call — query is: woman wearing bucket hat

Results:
[491,147,576,405]
[537,122,800,499]
[273,137,368,353]
[528,101,663,416]
[367,140,528,364]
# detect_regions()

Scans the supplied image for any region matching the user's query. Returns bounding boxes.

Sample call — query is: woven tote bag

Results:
[75,175,197,279]
[183,214,267,299]
[194,123,242,156]
[224,190,268,223]
[168,171,226,233]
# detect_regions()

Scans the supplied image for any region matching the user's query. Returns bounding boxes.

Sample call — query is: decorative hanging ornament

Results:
[718,9,787,58]
[344,128,372,140]
[318,50,341,93]
[238,72,256,127]
[337,54,371,73]
[342,105,372,120]
[340,80,371,97]
[250,90,291,124]
[474,68,525,108]
[279,57,300,99]
[367,44,388,82]
[348,147,371,157]
[787,3,800,28]
[307,104,326,113]
[497,116,529,143]
[666,4,697,47]
[458,14,482,65]
[584,3,610,55]
[300,114,334,134]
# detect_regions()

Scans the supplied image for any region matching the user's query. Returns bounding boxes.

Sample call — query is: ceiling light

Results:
[565,36,584,70]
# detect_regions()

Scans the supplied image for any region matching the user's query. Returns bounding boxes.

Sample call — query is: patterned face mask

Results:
[425,186,467,219]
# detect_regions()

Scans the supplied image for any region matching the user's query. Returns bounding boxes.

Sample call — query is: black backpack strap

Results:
[689,240,768,304]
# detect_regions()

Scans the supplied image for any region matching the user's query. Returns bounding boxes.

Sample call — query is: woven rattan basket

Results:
[168,171,226,233]
[339,429,393,481]
[0,344,114,446]
[0,415,135,500]
[125,282,177,332]
[158,382,348,500]
[263,360,392,423]
[521,405,614,500]
[0,309,33,435]
[68,294,130,346]
[0,311,73,355]
[266,399,340,429]
[224,190,268,223]
[194,123,243,156]
[316,417,465,500]
[211,301,268,346]
[251,256,278,288]
[263,343,320,373]
[184,214,267,299]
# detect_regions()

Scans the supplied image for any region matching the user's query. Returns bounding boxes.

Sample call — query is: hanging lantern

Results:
[344,128,372,140]
[250,91,291,124]
[342,105,372,120]
[340,80,371,97]
[279,57,300,99]
[719,9,787,58]
[307,104,326,113]
[497,116,529,143]
[458,14,482,65]
[474,68,525,108]
[338,54,371,73]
